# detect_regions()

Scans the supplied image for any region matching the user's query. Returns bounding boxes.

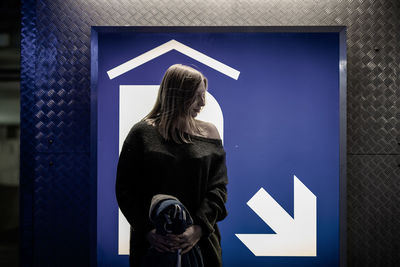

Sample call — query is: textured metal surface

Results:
[29,0,400,155]
[348,155,400,266]
[20,0,36,266]
[33,153,90,266]
[20,0,400,266]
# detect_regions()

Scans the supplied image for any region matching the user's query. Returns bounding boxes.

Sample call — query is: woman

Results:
[116,64,228,267]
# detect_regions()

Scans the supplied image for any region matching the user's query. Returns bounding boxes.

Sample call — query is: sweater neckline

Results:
[142,120,222,145]
[188,133,222,145]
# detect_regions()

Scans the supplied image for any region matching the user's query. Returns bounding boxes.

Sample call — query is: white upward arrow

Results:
[236,175,317,256]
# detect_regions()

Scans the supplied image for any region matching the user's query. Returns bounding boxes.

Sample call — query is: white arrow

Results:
[236,175,317,256]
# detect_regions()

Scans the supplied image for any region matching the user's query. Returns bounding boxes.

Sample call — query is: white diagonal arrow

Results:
[236,175,317,256]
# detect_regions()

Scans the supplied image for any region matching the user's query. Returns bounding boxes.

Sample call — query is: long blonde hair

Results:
[144,64,208,143]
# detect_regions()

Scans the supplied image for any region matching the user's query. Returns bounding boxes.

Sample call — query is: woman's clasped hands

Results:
[147,225,203,254]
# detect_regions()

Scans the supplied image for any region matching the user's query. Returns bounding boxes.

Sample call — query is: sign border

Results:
[90,26,347,267]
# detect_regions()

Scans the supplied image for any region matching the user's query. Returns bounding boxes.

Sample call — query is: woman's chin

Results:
[191,111,200,117]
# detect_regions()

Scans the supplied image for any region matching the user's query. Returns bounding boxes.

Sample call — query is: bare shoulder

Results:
[196,120,221,140]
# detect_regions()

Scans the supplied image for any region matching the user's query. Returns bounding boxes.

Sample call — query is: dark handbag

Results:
[141,196,204,267]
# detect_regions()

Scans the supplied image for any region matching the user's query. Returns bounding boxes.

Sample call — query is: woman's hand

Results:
[167,225,203,254]
[146,229,178,253]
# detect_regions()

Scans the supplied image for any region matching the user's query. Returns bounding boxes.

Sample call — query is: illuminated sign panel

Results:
[92,27,345,267]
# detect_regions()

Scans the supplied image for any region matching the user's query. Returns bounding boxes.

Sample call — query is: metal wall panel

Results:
[20,1,37,266]
[21,0,400,266]
[33,153,90,266]
[348,155,400,266]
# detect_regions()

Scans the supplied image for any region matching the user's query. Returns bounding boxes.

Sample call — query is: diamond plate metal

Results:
[20,0,37,266]
[30,0,400,155]
[33,153,90,266]
[21,0,400,266]
[348,155,400,266]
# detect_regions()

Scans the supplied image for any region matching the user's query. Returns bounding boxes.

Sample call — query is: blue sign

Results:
[92,27,345,267]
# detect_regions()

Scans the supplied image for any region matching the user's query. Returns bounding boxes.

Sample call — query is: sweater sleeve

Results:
[115,126,153,235]
[194,150,228,238]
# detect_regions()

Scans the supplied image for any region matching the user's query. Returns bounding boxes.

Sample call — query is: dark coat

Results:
[115,121,228,267]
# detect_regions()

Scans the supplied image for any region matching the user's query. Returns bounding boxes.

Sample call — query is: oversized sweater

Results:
[115,120,228,267]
